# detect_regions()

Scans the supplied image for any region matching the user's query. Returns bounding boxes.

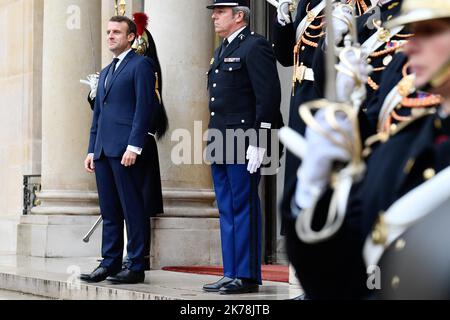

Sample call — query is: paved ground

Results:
[0,254,303,300]
[0,289,49,300]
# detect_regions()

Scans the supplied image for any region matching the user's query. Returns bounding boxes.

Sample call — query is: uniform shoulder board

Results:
[389,108,437,137]
[363,108,437,158]
[250,31,264,38]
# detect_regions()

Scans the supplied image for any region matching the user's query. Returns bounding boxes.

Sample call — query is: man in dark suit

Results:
[202,0,282,295]
[81,15,158,284]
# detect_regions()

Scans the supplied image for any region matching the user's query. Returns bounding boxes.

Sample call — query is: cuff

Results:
[127,145,143,155]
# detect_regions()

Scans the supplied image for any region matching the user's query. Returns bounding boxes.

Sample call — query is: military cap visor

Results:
[385,0,450,29]
[207,0,248,9]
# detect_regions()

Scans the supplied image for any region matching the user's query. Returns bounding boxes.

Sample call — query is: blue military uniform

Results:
[273,0,327,214]
[283,109,450,299]
[206,25,282,284]
[274,0,375,234]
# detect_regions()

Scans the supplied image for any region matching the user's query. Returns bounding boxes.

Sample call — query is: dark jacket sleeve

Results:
[272,20,297,67]
[88,87,101,154]
[246,38,282,147]
[87,95,95,111]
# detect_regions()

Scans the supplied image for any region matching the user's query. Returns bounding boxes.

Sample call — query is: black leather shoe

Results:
[219,279,259,295]
[203,277,235,292]
[80,266,118,283]
[107,268,145,284]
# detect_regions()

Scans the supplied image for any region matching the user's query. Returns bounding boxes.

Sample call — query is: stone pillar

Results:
[0,0,44,254]
[145,0,221,268]
[18,0,103,257]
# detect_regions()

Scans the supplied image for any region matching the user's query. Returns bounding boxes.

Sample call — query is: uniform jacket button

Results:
[215,69,219,74]
[211,112,215,116]
[211,97,215,102]
[423,168,436,180]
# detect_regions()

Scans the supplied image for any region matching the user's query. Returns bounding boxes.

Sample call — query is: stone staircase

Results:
[0,255,302,300]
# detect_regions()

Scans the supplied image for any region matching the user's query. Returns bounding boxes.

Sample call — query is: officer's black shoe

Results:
[80,266,119,283]
[107,268,145,284]
[219,278,259,295]
[203,277,235,292]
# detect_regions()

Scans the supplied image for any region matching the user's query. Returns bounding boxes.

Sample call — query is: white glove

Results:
[80,73,100,100]
[326,4,354,46]
[294,109,352,209]
[246,145,266,174]
[277,0,293,26]
[336,49,373,103]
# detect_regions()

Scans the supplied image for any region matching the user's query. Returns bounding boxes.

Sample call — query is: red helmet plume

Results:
[133,12,149,37]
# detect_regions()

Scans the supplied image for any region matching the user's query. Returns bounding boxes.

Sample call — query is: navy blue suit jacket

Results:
[88,50,156,160]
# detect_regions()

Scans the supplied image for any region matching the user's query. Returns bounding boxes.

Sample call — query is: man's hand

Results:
[336,49,373,103]
[246,146,266,174]
[84,154,95,173]
[121,150,138,167]
[294,109,352,209]
[277,0,293,26]
[326,4,354,46]
[80,73,100,100]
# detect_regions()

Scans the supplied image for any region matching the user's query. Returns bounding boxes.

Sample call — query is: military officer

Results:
[202,0,282,295]
[283,0,450,299]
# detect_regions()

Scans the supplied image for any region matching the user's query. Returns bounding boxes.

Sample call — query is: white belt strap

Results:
[296,0,327,42]
[363,166,450,267]
[377,74,416,131]
[304,67,315,81]
[367,0,380,11]
[361,25,405,56]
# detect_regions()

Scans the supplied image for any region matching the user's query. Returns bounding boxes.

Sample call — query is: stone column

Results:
[145,0,221,268]
[18,0,103,257]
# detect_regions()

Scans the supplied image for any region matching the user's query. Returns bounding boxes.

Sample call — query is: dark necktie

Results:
[105,58,119,89]
[219,39,229,58]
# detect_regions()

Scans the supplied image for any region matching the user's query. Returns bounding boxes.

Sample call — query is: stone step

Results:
[0,255,302,300]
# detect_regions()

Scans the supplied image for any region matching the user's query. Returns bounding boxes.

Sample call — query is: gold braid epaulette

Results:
[363,108,437,157]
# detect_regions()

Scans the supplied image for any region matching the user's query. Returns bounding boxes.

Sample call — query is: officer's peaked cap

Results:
[207,0,249,9]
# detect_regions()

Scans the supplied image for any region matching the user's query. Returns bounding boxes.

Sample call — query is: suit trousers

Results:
[211,164,262,284]
[95,154,149,272]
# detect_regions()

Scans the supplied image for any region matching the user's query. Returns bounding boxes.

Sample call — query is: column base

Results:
[31,190,100,216]
[0,216,20,254]
[17,215,102,258]
[151,217,222,269]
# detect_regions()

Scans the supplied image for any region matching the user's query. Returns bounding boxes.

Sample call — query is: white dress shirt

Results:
[226,26,247,45]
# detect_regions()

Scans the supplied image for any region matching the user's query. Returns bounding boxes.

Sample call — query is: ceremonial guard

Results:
[273,0,375,294]
[202,0,282,295]
[274,1,376,224]
[281,0,450,299]
[313,0,441,136]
